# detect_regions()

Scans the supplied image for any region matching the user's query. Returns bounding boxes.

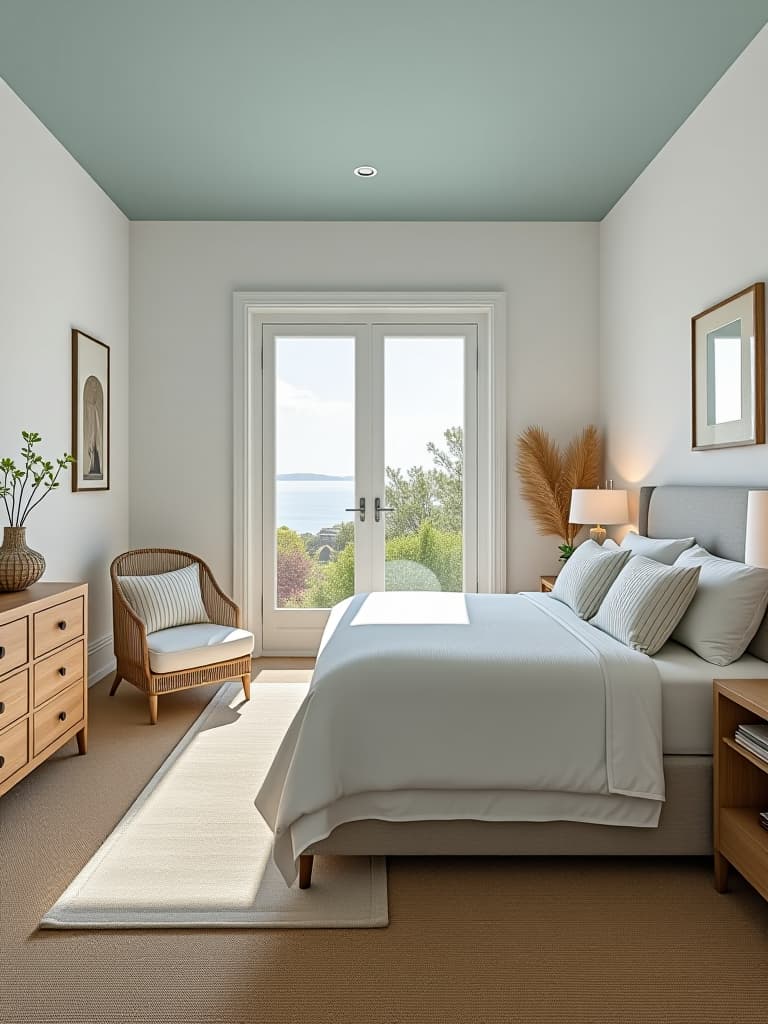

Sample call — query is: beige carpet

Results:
[2,664,768,1023]
[41,682,387,928]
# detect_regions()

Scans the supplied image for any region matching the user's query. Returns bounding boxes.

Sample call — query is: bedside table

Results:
[713,679,768,902]
[540,575,557,593]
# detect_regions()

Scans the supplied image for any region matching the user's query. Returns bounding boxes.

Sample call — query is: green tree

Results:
[334,520,355,552]
[384,426,463,537]
[386,522,463,592]
[303,543,355,607]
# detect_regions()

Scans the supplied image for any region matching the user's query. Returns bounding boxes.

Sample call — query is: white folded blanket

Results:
[256,591,665,884]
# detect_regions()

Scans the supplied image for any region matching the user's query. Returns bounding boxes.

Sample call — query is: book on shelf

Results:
[734,727,768,765]
[737,722,768,751]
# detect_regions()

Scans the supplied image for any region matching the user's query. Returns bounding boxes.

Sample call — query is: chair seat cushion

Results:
[146,623,255,674]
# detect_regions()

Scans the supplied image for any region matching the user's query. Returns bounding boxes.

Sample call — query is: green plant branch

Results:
[20,463,67,526]
[1,433,73,529]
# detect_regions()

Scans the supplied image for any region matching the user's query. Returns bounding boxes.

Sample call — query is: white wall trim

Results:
[88,633,116,687]
[233,291,507,654]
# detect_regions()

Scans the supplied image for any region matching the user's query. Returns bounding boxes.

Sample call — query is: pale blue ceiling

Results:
[1,0,766,220]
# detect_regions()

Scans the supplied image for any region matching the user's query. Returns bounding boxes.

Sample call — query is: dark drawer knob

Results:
[58,711,67,722]
[58,620,67,631]
[0,755,4,768]
[58,667,67,677]
[0,646,5,659]
[0,702,4,714]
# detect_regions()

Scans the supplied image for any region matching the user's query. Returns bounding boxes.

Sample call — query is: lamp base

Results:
[589,525,607,545]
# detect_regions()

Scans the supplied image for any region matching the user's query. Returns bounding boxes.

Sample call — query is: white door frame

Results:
[233,291,507,655]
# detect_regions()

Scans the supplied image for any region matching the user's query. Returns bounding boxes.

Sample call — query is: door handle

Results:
[344,497,366,522]
[374,497,394,523]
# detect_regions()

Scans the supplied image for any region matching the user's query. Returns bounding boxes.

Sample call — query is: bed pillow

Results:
[117,563,210,634]
[590,556,700,656]
[551,540,630,619]
[671,544,768,666]
[620,532,695,565]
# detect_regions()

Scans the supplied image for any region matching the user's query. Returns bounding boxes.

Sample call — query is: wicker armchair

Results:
[110,548,253,724]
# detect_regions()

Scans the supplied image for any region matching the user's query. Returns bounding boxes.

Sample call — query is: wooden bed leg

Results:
[299,854,314,889]
[148,694,158,725]
[109,676,122,696]
[242,672,251,701]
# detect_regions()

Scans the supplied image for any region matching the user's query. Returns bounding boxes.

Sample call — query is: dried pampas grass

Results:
[516,424,602,549]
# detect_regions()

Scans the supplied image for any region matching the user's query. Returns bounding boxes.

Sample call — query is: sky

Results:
[275,335,465,477]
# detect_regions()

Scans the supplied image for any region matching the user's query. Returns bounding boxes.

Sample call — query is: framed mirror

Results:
[692,282,765,450]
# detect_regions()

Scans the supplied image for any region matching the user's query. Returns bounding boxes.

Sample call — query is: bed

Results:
[256,485,768,887]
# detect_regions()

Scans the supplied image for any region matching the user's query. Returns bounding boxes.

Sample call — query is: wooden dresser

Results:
[0,583,88,797]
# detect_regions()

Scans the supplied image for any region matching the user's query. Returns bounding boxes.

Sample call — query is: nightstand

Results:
[540,575,557,593]
[713,679,768,902]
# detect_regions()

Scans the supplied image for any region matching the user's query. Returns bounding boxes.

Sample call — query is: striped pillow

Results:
[117,564,210,634]
[551,540,630,619]
[590,556,700,656]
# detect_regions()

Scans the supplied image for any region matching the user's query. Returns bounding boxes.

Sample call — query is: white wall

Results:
[0,80,130,681]
[600,24,768,524]
[130,221,599,595]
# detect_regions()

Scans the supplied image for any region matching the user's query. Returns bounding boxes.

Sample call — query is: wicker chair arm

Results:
[111,576,151,677]
[198,561,241,628]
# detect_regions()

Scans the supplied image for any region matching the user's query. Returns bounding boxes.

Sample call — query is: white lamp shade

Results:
[569,488,629,526]
[745,490,768,568]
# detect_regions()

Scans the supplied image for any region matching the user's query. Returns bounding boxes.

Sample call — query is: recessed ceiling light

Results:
[353,165,377,177]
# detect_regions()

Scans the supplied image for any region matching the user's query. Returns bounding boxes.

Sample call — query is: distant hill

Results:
[276,473,354,482]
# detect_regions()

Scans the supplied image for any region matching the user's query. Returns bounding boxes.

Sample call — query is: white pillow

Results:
[590,556,700,656]
[551,540,630,620]
[672,544,768,666]
[117,563,210,634]
[620,532,695,565]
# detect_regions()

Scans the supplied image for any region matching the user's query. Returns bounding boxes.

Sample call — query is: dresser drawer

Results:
[34,640,85,708]
[0,717,29,786]
[0,669,29,729]
[0,616,28,677]
[33,679,84,756]
[34,596,84,658]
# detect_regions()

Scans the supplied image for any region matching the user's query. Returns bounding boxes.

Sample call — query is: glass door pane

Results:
[271,333,357,610]
[380,332,472,592]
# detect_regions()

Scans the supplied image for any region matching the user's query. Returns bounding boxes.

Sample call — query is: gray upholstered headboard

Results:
[638,485,750,561]
[638,485,768,660]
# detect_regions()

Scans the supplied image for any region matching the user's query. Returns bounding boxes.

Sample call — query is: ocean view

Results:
[276,479,355,534]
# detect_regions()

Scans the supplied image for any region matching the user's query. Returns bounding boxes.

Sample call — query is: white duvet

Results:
[256,591,665,884]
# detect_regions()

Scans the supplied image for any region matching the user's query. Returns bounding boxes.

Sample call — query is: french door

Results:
[262,321,478,653]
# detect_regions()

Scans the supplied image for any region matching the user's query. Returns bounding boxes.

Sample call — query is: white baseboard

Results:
[88,634,116,687]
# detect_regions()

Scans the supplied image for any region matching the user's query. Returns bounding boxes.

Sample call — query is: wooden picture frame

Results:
[692,282,765,451]
[71,329,110,491]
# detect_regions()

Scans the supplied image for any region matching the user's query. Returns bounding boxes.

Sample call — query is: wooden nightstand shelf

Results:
[713,679,768,902]
[540,575,557,593]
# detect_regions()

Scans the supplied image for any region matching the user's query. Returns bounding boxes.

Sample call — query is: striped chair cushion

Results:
[590,556,700,656]
[551,540,630,619]
[117,563,210,634]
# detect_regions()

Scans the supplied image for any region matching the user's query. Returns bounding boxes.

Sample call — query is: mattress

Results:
[653,640,768,755]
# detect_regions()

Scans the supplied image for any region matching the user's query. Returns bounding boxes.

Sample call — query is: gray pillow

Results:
[620,532,695,565]
[551,540,630,619]
[590,556,700,656]
[672,544,768,666]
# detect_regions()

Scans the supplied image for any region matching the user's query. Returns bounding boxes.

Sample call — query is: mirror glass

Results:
[706,318,742,425]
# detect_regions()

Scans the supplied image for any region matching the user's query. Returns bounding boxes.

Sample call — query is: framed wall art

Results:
[71,328,110,491]
[692,282,765,451]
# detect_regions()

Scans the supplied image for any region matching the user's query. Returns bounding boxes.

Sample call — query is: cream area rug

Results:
[41,682,388,929]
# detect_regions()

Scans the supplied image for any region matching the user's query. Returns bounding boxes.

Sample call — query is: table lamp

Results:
[569,488,629,545]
